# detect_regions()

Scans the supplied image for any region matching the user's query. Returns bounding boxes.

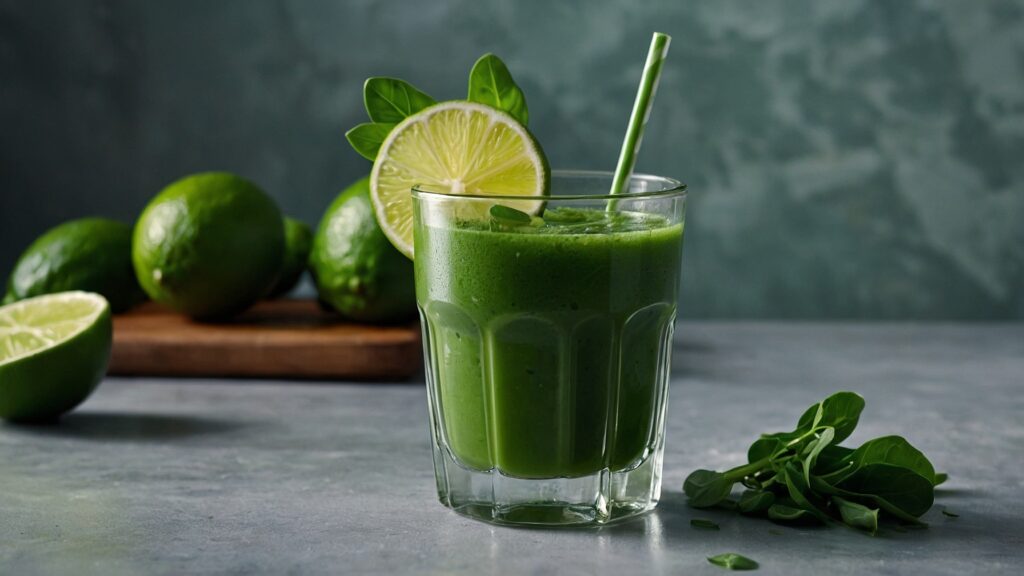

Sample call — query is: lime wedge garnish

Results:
[370,101,549,258]
[0,291,112,421]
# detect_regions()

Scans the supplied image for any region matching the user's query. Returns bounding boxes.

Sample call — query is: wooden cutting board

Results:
[108,300,422,380]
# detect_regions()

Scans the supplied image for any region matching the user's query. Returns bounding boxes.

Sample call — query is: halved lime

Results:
[370,101,549,258]
[0,291,112,422]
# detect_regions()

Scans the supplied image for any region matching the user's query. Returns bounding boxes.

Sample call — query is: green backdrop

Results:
[1,0,1021,318]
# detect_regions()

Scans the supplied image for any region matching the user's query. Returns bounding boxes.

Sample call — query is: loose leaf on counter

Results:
[707,553,759,571]
[691,518,721,530]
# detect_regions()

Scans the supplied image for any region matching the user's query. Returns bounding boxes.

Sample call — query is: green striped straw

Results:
[608,32,672,210]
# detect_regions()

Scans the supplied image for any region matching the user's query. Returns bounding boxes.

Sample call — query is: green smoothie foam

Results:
[415,207,683,479]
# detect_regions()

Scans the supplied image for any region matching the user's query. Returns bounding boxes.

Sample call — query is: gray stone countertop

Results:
[2,323,1022,575]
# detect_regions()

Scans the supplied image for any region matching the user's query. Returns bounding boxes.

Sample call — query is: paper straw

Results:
[608,32,671,210]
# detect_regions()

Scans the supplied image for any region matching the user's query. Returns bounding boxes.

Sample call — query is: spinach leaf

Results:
[811,445,855,475]
[747,437,782,463]
[363,77,436,123]
[802,426,835,485]
[827,436,935,485]
[468,53,529,125]
[836,463,934,518]
[795,391,865,443]
[684,469,734,508]
[767,504,820,524]
[832,496,879,534]
[707,553,759,571]
[782,464,829,522]
[345,122,395,161]
[738,490,775,514]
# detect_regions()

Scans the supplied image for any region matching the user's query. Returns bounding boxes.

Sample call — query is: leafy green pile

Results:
[684,392,946,534]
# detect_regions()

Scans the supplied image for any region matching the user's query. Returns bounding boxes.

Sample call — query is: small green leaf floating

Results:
[707,553,759,571]
[489,204,533,225]
[690,518,720,530]
[683,391,946,533]
[468,53,529,125]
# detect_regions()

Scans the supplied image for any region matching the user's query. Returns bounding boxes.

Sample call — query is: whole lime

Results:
[4,218,146,313]
[0,291,112,422]
[310,176,415,322]
[268,216,313,298]
[132,172,284,320]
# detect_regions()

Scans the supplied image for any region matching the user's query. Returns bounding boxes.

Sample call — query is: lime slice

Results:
[0,291,112,422]
[370,101,549,258]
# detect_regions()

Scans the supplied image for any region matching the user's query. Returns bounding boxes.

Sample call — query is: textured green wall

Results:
[1,0,1022,318]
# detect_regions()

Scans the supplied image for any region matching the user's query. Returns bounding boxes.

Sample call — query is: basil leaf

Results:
[836,463,934,518]
[795,391,865,443]
[738,490,775,514]
[691,518,721,530]
[468,53,529,125]
[707,553,759,571]
[803,426,835,485]
[345,122,395,161]
[684,469,734,508]
[832,495,879,534]
[363,77,435,123]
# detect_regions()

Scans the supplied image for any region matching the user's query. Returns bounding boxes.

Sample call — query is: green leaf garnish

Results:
[489,204,533,225]
[345,122,395,161]
[468,53,529,125]
[707,553,759,571]
[363,77,435,123]
[683,391,944,533]
[690,518,720,530]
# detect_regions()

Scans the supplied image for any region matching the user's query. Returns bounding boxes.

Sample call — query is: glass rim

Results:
[411,169,687,202]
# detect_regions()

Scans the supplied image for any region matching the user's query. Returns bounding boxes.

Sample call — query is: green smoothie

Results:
[415,207,683,479]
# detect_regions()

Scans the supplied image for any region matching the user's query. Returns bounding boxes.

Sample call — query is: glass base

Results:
[432,442,663,527]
